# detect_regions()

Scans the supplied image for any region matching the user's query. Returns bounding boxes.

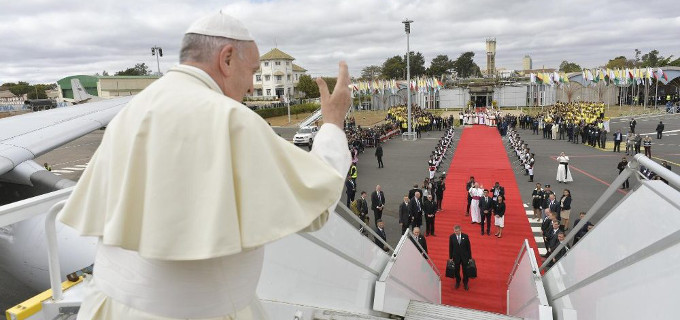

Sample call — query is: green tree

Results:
[669,57,680,67]
[559,60,582,73]
[381,55,405,79]
[452,52,482,78]
[426,54,454,77]
[404,51,426,77]
[360,65,382,80]
[321,77,337,94]
[296,74,319,98]
[115,63,151,76]
[605,56,635,69]
[640,50,674,67]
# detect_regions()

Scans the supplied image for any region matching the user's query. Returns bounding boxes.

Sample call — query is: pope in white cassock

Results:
[58,12,351,320]
[468,183,483,223]
[556,152,573,183]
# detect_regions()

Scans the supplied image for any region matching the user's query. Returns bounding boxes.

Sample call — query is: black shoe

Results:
[487,231,491,235]
[464,284,469,291]
[455,282,460,289]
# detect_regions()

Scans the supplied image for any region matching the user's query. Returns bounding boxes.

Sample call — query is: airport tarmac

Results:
[2,111,678,312]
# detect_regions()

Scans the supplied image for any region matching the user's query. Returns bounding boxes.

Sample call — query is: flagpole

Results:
[654,76,659,109]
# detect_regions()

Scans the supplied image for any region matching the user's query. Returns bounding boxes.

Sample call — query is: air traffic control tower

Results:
[486,38,496,78]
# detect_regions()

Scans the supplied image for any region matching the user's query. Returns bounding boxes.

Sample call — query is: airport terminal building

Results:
[56,75,160,100]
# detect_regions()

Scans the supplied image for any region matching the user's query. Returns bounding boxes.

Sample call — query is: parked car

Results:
[293,126,318,146]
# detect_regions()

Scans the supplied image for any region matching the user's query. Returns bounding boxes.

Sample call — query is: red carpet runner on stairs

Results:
[429,125,540,314]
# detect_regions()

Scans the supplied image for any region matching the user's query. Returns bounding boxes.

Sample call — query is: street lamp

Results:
[402,18,414,140]
[151,46,163,75]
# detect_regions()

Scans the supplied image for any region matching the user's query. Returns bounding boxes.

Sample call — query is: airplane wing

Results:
[0,96,132,176]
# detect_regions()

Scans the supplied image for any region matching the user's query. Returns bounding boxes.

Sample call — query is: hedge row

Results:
[254,103,320,119]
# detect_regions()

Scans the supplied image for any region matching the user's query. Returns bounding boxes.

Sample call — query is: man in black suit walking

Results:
[656,121,665,139]
[479,190,494,235]
[449,225,472,290]
[371,185,385,227]
[398,196,410,235]
[375,143,384,168]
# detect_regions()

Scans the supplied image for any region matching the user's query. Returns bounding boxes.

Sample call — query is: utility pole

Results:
[151,46,163,75]
[402,19,414,140]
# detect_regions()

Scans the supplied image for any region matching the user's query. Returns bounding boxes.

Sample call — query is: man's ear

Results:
[218,44,235,75]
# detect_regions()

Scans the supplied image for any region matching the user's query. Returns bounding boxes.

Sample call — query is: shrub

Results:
[254,103,320,119]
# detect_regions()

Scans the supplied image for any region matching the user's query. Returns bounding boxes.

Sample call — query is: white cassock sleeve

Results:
[58,78,350,261]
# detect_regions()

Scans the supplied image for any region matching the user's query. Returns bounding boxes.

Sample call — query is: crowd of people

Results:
[386,105,455,136]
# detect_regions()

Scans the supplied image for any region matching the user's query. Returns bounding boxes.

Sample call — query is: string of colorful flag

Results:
[350,77,444,95]
[530,67,669,86]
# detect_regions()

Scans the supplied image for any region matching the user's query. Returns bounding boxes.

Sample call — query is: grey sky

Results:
[1,0,678,84]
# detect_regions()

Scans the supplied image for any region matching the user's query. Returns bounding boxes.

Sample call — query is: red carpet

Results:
[428,126,540,314]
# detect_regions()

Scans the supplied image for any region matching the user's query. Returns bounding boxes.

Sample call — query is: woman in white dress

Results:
[551,121,559,140]
[556,152,573,183]
[468,182,483,223]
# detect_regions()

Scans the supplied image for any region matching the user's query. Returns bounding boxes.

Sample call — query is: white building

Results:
[252,48,307,99]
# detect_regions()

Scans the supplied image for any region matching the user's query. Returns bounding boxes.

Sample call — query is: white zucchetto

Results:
[185,10,254,41]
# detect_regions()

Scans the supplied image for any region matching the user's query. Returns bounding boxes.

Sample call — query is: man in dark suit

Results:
[408,184,422,200]
[412,227,428,256]
[356,191,369,225]
[465,176,475,216]
[374,219,388,251]
[371,185,385,227]
[479,190,494,235]
[629,118,636,134]
[375,143,384,168]
[547,194,561,221]
[490,182,505,203]
[345,175,356,207]
[409,191,424,229]
[613,129,623,152]
[656,121,665,139]
[398,196,410,234]
[544,220,564,257]
[449,225,472,290]
[548,231,569,267]
[423,194,437,236]
[435,175,446,210]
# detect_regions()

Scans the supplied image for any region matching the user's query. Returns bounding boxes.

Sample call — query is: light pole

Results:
[151,46,163,75]
[402,19,413,140]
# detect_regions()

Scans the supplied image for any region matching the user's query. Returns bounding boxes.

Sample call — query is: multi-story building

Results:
[252,48,307,99]
[523,55,533,71]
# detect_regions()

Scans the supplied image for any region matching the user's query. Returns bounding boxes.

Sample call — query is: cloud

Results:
[0,0,678,84]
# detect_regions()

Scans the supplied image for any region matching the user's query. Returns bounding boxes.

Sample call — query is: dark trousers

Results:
[614,141,621,152]
[452,259,469,285]
[401,223,409,235]
[373,209,382,226]
[622,178,630,189]
[425,216,435,235]
[644,146,651,158]
[657,132,663,139]
[346,193,355,207]
[480,212,492,233]
[377,156,383,168]
[436,193,444,209]
[466,195,472,214]
[635,145,641,154]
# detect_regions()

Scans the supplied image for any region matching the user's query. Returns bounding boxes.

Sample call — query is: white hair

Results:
[179,33,246,63]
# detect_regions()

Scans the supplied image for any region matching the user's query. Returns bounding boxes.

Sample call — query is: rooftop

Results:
[260,48,295,61]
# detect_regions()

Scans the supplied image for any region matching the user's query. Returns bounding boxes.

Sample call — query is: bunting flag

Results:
[658,67,668,81]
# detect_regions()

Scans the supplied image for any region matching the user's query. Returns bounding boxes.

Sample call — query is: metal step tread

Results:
[405,300,522,320]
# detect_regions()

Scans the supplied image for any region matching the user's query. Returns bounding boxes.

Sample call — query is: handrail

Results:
[405,229,442,278]
[45,200,68,301]
[0,187,73,228]
[335,203,395,254]
[634,153,680,189]
[507,239,531,285]
[539,156,648,270]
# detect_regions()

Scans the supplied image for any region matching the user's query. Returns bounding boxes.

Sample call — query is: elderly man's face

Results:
[222,41,260,102]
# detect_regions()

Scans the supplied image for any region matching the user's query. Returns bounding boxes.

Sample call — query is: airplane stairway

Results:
[405,301,521,320]
[299,108,322,127]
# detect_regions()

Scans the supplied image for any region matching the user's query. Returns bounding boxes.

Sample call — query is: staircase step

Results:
[405,300,522,320]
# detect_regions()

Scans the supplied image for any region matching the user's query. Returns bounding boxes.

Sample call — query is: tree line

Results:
[559,49,679,73]
[361,51,482,81]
